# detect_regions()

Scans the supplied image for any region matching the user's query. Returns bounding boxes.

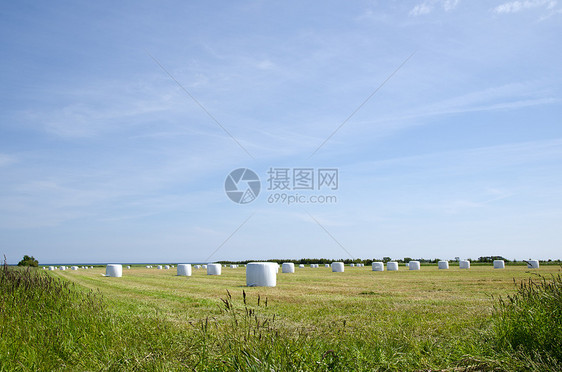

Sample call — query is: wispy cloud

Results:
[0,154,17,167]
[336,81,558,146]
[352,137,562,177]
[410,0,460,16]
[443,0,461,11]
[494,0,557,14]
[410,3,433,16]
[21,76,195,138]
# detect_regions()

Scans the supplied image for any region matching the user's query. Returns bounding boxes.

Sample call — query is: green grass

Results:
[491,272,562,370]
[2,263,561,370]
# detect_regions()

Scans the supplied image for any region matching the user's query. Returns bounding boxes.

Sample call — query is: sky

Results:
[1,0,561,264]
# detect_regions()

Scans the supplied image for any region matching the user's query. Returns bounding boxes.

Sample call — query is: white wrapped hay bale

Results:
[207,263,221,275]
[438,261,449,270]
[60,266,66,271]
[526,260,539,269]
[202,264,207,269]
[49,266,55,271]
[165,265,170,270]
[105,264,122,277]
[90,266,93,269]
[246,262,277,287]
[194,265,201,269]
[387,262,399,271]
[177,264,192,276]
[157,265,163,270]
[282,263,295,273]
[409,261,421,270]
[127,265,131,269]
[350,263,355,267]
[493,260,505,269]
[372,262,384,271]
[71,266,78,270]
[299,264,305,268]
[325,264,330,268]
[230,264,237,269]
[331,262,345,272]
[146,265,151,268]
[459,260,470,269]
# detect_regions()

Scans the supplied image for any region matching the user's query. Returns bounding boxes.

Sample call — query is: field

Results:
[2,263,561,371]
[58,264,529,328]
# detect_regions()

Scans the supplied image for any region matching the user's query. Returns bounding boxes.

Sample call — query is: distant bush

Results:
[17,254,38,267]
[477,256,507,263]
[492,273,562,368]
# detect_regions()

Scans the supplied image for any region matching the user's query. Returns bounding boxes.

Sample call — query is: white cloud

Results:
[443,0,460,11]
[410,3,433,16]
[410,0,460,16]
[494,0,557,14]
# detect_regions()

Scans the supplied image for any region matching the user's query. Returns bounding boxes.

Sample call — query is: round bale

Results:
[207,263,221,275]
[387,262,399,271]
[331,262,345,272]
[246,262,277,287]
[282,262,295,273]
[177,264,192,276]
[526,260,539,269]
[105,264,122,277]
[409,261,421,270]
[493,260,505,269]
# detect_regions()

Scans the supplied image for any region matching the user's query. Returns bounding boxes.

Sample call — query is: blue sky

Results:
[1,1,561,264]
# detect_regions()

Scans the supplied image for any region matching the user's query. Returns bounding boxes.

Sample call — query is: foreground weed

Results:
[491,272,562,369]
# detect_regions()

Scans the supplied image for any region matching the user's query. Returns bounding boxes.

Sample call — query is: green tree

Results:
[17,255,38,267]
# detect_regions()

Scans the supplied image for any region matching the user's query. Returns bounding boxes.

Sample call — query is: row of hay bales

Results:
[69,259,541,284]
[47,265,95,271]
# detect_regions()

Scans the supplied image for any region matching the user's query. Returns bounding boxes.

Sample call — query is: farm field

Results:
[57,264,560,370]
[3,263,561,371]
[57,264,544,327]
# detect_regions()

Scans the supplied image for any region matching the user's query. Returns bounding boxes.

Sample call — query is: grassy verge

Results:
[0,263,189,371]
[490,272,562,370]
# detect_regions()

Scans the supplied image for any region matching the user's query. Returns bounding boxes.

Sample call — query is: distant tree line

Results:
[217,257,561,265]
